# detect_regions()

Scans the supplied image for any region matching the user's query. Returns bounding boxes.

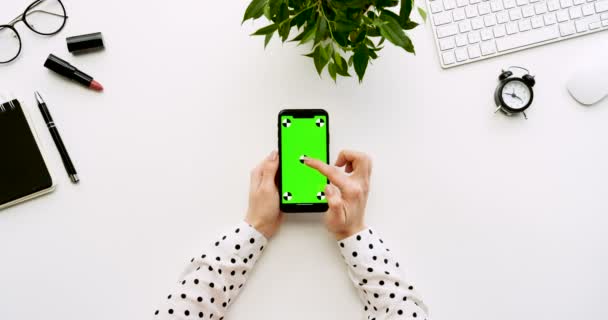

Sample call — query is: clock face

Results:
[501,80,532,110]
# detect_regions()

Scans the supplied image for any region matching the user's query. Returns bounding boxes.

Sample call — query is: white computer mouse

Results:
[567,66,608,106]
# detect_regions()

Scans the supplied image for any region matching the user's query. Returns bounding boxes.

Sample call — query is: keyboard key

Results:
[522,5,536,16]
[519,18,533,30]
[516,0,529,6]
[569,6,583,18]
[478,2,492,14]
[453,8,467,20]
[481,28,495,39]
[603,12,608,18]
[547,0,561,10]
[596,0,608,12]
[574,0,586,4]
[466,5,479,17]
[590,21,602,28]
[494,24,508,36]
[491,0,505,11]
[506,21,520,33]
[557,9,570,21]
[444,0,457,9]
[457,0,469,6]
[535,2,548,13]
[459,20,473,31]
[559,21,576,34]
[481,40,497,54]
[603,20,608,25]
[504,0,517,8]
[497,10,510,22]
[430,1,444,13]
[496,24,559,50]
[434,12,453,25]
[437,24,460,37]
[575,18,589,30]
[442,51,456,64]
[560,0,574,7]
[484,14,498,25]
[531,16,545,27]
[468,30,482,42]
[440,36,457,49]
[455,34,469,46]
[544,12,558,24]
[468,44,482,58]
[472,17,485,28]
[582,3,596,15]
[510,8,523,19]
[455,48,469,61]
[471,0,482,4]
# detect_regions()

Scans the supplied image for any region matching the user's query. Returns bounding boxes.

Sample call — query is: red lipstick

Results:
[44,54,104,92]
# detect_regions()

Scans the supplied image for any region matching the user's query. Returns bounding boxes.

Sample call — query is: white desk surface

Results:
[1,1,608,319]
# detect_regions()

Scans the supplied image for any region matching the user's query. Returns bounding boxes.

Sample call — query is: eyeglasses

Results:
[0,0,68,64]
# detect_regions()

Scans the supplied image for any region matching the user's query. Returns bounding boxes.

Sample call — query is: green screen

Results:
[280,115,328,204]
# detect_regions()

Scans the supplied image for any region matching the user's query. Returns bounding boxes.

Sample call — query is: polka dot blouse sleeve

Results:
[339,228,429,320]
[154,221,267,320]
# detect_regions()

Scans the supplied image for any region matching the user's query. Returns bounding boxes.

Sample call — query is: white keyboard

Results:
[428,0,608,67]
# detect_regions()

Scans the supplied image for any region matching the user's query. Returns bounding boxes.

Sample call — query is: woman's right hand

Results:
[304,150,372,240]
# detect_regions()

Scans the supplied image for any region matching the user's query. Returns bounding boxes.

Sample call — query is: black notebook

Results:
[0,99,54,209]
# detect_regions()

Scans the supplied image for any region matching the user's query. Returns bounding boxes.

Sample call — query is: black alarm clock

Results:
[494,66,536,119]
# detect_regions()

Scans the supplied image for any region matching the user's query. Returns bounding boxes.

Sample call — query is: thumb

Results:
[261,151,279,188]
[324,184,346,228]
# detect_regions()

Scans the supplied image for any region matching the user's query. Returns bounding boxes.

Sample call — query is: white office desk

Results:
[1,1,607,319]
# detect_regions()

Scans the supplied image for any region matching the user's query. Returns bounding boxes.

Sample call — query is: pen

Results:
[44,54,104,91]
[35,92,80,184]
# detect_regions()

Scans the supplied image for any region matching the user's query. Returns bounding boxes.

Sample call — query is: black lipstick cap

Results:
[66,32,104,54]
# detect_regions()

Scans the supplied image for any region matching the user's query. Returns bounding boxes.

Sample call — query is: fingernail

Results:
[325,184,333,195]
[269,150,278,161]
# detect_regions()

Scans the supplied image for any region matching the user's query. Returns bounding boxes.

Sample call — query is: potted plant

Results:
[242,0,426,82]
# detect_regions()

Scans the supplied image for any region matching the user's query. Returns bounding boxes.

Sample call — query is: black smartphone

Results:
[278,109,329,213]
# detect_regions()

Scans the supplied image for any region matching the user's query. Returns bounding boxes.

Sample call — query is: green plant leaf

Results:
[328,0,371,10]
[353,46,369,82]
[252,24,278,36]
[334,52,350,76]
[403,20,419,29]
[264,33,273,48]
[278,3,291,41]
[367,27,381,37]
[292,7,313,28]
[313,45,330,75]
[314,18,328,45]
[333,31,349,47]
[243,0,269,23]
[300,24,318,44]
[291,21,317,43]
[379,10,402,24]
[379,12,415,53]
[418,7,427,22]
[399,0,414,23]
[376,0,400,8]
[328,62,337,82]
[268,0,283,18]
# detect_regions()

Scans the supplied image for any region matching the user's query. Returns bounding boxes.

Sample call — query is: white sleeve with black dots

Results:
[338,228,429,320]
[153,221,267,320]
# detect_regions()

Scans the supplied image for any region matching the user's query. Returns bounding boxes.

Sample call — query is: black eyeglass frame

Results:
[0,0,68,64]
